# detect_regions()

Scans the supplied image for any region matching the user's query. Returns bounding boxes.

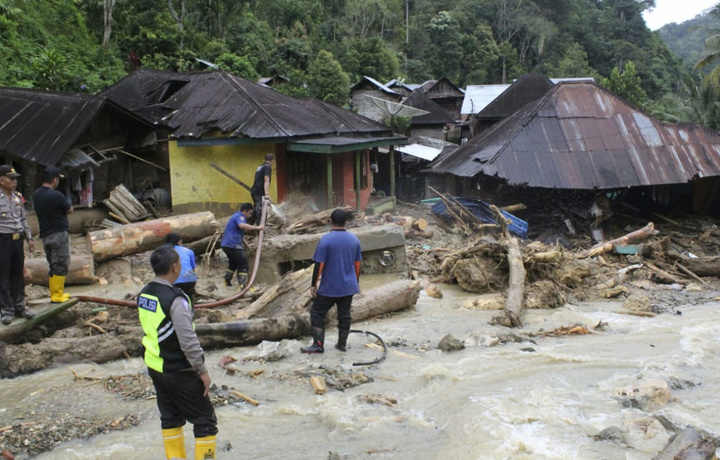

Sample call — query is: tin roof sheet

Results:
[104,70,392,140]
[0,87,106,166]
[429,82,720,189]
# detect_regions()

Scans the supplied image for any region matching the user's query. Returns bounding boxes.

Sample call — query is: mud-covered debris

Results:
[359,393,397,406]
[0,415,141,458]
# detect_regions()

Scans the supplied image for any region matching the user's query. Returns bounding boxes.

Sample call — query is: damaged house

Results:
[426,78,720,231]
[102,69,406,216]
[0,86,159,228]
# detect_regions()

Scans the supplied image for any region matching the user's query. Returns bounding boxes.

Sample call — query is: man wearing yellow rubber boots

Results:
[32,166,73,303]
[138,245,218,459]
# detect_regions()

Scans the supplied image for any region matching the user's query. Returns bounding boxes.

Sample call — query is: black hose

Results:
[349,329,387,366]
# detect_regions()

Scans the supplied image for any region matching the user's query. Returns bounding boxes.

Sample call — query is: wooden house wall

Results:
[351,90,398,123]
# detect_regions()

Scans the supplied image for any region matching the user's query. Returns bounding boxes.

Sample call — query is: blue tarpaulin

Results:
[431,198,528,238]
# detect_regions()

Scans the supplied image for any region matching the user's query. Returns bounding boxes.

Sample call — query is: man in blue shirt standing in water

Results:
[221,203,264,289]
[301,208,362,354]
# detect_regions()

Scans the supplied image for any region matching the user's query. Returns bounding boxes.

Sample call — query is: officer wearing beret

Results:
[0,165,35,325]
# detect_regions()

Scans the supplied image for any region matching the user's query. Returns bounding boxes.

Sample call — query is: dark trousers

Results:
[148,368,218,438]
[251,192,263,225]
[174,281,196,305]
[309,294,353,332]
[0,237,25,316]
[222,247,248,275]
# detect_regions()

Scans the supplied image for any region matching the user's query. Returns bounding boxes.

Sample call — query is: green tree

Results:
[600,61,648,108]
[306,50,350,106]
[424,11,463,82]
[216,53,260,80]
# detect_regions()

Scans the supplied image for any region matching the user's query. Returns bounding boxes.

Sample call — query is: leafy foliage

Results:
[0,0,704,118]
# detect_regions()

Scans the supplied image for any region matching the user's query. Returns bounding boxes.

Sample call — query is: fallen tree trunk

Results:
[678,257,720,277]
[0,333,128,378]
[0,298,79,343]
[502,238,526,327]
[237,266,313,319]
[23,255,96,285]
[196,280,421,348]
[87,211,219,262]
[580,223,656,258]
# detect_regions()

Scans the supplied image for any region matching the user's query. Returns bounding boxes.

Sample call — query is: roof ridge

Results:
[307,98,361,132]
[218,71,291,137]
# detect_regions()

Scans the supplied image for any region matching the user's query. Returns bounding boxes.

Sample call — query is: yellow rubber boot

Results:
[50,275,71,303]
[162,427,186,459]
[195,435,216,459]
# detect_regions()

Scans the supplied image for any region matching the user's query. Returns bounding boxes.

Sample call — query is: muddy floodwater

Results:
[2,275,720,459]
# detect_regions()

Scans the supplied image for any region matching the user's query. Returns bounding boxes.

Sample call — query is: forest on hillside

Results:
[659,11,720,65]
[0,0,717,124]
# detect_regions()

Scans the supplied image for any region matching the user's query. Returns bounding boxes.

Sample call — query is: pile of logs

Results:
[101,184,150,227]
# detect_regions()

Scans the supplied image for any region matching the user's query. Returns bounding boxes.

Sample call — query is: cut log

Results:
[87,211,219,262]
[580,223,656,258]
[0,298,79,343]
[502,237,526,327]
[23,255,96,285]
[195,280,421,348]
[412,218,428,231]
[103,184,149,222]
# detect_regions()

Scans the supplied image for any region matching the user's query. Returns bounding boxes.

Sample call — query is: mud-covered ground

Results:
[3,199,720,458]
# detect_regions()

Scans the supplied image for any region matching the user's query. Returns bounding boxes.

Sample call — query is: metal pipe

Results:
[75,199,269,309]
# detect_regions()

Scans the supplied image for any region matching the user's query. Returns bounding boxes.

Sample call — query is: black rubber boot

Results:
[301,327,325,354]
[237,272,248,290]
[224,269,234,287]
[335,329,349,352]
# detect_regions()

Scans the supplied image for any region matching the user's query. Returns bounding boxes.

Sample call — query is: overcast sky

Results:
[643,0,718,30]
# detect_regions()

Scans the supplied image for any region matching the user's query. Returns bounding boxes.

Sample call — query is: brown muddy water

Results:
[2,275,720,459]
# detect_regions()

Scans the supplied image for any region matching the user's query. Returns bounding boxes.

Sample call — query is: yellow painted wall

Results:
[168,141,277,217]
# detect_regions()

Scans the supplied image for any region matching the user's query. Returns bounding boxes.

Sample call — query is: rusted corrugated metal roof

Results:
[104,70,392,140]
[429,82,720,190]
[0,87,106,166]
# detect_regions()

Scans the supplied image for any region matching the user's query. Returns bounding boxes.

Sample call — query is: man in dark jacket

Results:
[138,245,218,459]
[250,153,274,224]
[33,166,73,303]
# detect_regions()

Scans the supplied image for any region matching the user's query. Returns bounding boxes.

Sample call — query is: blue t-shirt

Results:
[314,230,362,297]
[174,245,197,283]
[221,211,247,248]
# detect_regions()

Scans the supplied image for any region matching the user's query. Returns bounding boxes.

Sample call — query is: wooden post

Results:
[326,155,333,209]
[355,151,361,212]
[389,145,396,198]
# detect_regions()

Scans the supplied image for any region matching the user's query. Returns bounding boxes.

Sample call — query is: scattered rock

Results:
[592,426,627,444]
[614,378,671,410]
[623,293,651,313]
[437,334,465,352]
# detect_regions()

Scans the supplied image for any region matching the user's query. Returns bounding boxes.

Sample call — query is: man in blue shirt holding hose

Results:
[301,208,362,354]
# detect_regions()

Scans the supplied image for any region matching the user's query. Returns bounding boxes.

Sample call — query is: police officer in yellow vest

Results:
[138,245,217,459]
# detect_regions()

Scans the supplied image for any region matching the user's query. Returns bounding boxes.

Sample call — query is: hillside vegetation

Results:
[0,0,700,114]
